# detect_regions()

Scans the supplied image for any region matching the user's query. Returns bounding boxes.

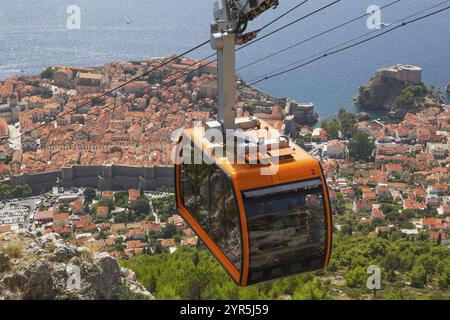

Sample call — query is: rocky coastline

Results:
[354,65,442,120]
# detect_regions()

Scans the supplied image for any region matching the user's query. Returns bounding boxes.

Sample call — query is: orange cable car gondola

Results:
[174,118,332,286]
[174,0,332,286]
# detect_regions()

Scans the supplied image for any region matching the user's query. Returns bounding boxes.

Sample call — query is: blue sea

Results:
[0,0,449,118]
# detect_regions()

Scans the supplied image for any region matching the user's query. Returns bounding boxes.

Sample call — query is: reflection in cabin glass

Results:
[243,180,327,284]
[181,156,242,270]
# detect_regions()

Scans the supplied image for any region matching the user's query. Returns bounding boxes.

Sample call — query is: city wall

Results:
[7,164,174,193]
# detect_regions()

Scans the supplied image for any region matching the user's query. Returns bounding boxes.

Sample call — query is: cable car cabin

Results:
[174,117,332,286]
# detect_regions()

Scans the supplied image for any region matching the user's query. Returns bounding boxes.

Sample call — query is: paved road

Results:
[146,192,170,224]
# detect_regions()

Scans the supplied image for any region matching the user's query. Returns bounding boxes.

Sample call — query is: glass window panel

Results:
[181,149,242,270]
[244,184,327,283]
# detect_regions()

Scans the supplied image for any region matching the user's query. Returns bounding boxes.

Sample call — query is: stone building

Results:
[288,102,318,125]
[375,64,422,84]
[53,67,74,88]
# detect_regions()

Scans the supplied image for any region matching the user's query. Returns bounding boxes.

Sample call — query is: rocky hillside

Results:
[355,75,408,110]
[0,232,153,300]
[355,74,433,119]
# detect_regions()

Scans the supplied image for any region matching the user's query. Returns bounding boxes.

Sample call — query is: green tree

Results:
[394,84,427,109]
[345,266,367,288]
[131,196,150,216]
[340,222,353,235]
[40,88,53,99]
[152,194,177,215]
[437,233,442,246]
[154,241,163,255]
[11,185,32,198]
[401,208,417,220]
[121,247,238,300]
[338,109,357,139]
[348,132,375,161]
[40,67,54,79]
[83,188,97,203]
[96,231,108,240]
[0,184,32,199]
[115,211,134,224]
[120,234,450,300]
[321,119,341,139]
[410,264,427,288]
[99,198,114,209]
[416,255,438,284]
[383,252,402,273]
[292,280,328,300]
[114,191,129,207]
[437,264,450,290]
[267,276,309,298]
[238,286,267,300]
[383,291,405,300]
[162,223,178,239]
[113,238,125,252]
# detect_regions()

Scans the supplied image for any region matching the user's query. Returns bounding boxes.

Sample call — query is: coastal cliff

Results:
[355,75,408,110]
[355,65,436,119]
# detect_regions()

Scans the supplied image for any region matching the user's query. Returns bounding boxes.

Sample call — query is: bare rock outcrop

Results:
[0,232,154,300]
[0,252,9,272]
[354,66,439,120]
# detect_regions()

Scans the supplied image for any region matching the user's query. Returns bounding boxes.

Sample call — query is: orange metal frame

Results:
[175,164,243,284]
